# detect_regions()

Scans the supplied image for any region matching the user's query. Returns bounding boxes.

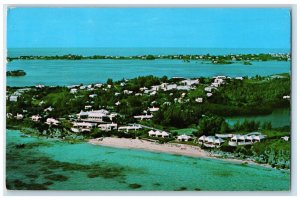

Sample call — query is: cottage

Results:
[16,113,24,120]
[115,101,121,106]
[31,115,41,122]
[148,130,170,138]
[177,134,192,142]
[77,109,109,122]
[177,85,191,90]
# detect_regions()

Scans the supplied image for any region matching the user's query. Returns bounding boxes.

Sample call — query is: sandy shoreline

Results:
[88,137,271,168]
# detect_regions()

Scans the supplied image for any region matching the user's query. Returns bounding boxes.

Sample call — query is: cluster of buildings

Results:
[198,132,267,148]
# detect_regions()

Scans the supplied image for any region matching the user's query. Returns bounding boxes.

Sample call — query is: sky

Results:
[7,8,291,49]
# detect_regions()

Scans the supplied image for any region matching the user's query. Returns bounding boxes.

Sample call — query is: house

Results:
[139,87,148,92]
[36,84,45,88]
[118,125,142,132]
[148,107,159,112]
[95,83,102,88]
[84,105,92,110]
[71,122,97,132]
[195,97,203,103]
[45,118,60,126]
[44,106,54,112]
[177,134,192,142]
[115,92,121,96]
[77,109,109,122]
[6,113,13,119]
[198,135,224,148]
[281,136,289,141]
[177,85,191,90]
[283,95,290,100]
[204,86,216,92]
[150,91,157,96]
[180,79,199,86]
[70,88,78,94]
[134,114,153,120]
[135,93,143,96]
[148,130,170,138]
[115,101,121,106]
[89,94,97,98]
[206,93,213,97]
[235,77,244,80]
[228,133,266,146]
[16,113,24,120]
[9,95,18,102]
[31,115,42,122]
[151,85,160,91]
[98,123,118,131]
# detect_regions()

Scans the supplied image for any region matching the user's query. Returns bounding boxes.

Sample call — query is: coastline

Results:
[88,137,273,169]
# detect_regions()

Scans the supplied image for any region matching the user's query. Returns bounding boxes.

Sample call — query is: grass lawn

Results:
[170,128,198,135]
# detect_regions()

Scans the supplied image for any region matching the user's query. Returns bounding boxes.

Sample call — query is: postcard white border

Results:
[0,0,299,199]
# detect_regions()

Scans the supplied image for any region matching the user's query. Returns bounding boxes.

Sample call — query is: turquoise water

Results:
[6,129,290,191]
[226,108,290,128]
[7,59,290,87]
[6,48,290,87]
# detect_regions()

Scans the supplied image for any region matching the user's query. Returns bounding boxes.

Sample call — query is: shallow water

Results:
[6,129,290,191]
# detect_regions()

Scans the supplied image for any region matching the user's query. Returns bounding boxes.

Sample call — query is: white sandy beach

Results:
[88,137,274,169]
[89,137,212,158]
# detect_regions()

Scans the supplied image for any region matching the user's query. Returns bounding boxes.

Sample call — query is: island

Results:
[7,70,26,77]
[7,53,290,64]
[6,73,291,170]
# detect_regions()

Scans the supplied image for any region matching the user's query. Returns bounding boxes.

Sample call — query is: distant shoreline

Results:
[7,53,290,63]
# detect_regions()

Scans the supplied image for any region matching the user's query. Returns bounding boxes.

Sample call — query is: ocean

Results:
[6,129,290,191]
[6,48,290,87]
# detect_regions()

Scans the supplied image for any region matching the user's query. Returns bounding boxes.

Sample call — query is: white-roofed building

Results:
[98,123,118,132]
[71,122,97,132]
[177,134,192,142]
[45,118,60,126]
[31,115,42,122]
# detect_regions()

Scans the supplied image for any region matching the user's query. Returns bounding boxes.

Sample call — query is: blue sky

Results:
[7,8,290,48]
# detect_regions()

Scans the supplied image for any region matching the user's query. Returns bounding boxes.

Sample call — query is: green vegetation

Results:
[6,74,290,169]
[7,70,26,77]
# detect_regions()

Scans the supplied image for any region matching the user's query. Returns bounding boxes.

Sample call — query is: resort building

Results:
[118,124,142,132]
[228,132,266,146]
[198,135,225,148]
[71,122,97,132]
[45,118,60,126]
[98,123,118,132]
[180,79,199,86]
[148,130,170,138]
[177,134,192,142]
[77,109,110,122]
